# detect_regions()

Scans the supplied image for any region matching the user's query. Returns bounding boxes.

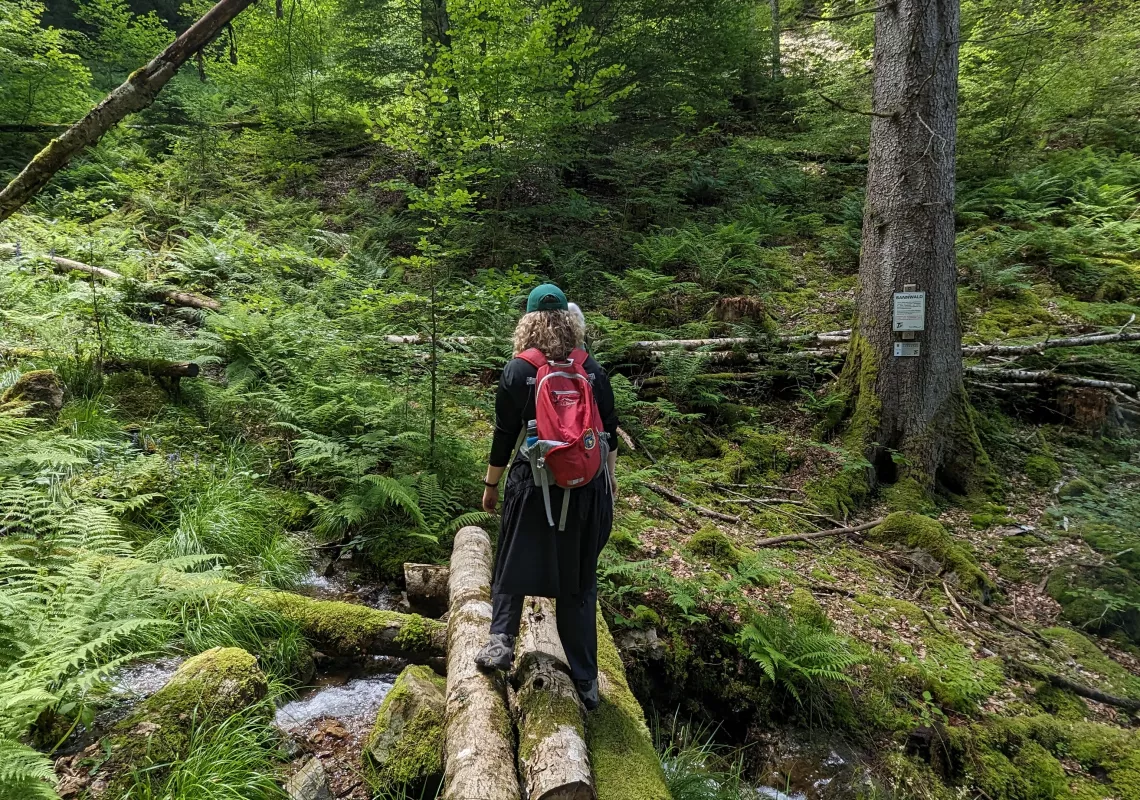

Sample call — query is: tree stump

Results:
[404,562,450,617]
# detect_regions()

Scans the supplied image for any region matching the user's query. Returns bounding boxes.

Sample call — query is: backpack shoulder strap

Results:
[568,347,589,366]
[517,348,547,369]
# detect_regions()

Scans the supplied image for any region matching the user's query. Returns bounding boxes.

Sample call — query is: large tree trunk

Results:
[441,527,521,800]
[841,0,981,492]
[512,597,594,800]
[0,0,258,222]
[588,608,671,800]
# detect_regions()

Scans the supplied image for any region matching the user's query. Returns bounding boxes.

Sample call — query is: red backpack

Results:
[517,347,608,530]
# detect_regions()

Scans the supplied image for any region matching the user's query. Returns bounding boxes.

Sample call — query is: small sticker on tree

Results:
[893,292,926,331]
[894,342,920,357]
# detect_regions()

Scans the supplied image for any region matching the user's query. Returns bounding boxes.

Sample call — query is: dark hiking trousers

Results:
[490,580,599,682]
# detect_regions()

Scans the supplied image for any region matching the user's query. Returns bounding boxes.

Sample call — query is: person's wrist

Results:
[483,480,499,488]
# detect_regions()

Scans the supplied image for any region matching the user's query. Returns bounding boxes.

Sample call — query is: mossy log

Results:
[587,607,671,800]
[512,597,594,800]
[404,562,450,617]
[0,0,259,222]
[441,526,521,800]
[0,348,201,380]
[367,664,447,792]
[103,559,447,660]
[95,647,267,795]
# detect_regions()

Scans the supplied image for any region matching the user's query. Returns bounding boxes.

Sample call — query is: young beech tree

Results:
[840,0,988,493]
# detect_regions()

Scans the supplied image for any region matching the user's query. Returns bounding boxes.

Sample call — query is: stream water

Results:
[754,737,872,800]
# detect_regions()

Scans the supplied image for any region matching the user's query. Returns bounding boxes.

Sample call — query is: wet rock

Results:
[365,664,446,792]
[1,369,64,419]
[284,757,332,800]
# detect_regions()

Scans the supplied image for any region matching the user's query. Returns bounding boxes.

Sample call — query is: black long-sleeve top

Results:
[489,354,620,467]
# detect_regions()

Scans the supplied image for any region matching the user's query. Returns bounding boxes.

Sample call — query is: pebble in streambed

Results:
[273,674,399,732]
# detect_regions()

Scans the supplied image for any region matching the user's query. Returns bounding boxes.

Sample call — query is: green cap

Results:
[526,283,568,313]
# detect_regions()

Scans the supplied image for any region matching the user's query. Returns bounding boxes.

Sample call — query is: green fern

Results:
[737,612,861,707]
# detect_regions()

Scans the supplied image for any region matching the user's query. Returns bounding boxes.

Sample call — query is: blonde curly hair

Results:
[512,310,585,359]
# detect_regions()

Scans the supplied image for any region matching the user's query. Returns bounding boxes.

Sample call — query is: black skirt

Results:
[491,456,613,598]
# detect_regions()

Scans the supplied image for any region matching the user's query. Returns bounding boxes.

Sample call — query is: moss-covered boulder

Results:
[1045,563,1140,642]
[1023,454,1061,489]
[365,665,445,792]
[684,525,744,569]
[1057,477,1097,499]
[0,369,63,419]
[869,513,990,594]
[95,647,268,795]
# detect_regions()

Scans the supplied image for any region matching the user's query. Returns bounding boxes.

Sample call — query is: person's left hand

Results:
[482,483,499,514]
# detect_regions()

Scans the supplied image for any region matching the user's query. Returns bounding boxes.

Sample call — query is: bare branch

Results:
[818,93,898,119]
[804,3,894,22]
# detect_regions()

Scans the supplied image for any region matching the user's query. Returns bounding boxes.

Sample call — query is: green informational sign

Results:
[893,292,926,331]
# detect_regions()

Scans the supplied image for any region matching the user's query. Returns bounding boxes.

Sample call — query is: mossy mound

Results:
[869,513,990,594]
[684,525,745,569]
[950,715,1140,800]
[101,647,268,793]
[1024,455,1061,488]
[882,477,937,515]
[103,371,169,419]
[1058,477,1097,499]
[366,665,446,792]
[1045,563,1140,643]
[0,369,64,418]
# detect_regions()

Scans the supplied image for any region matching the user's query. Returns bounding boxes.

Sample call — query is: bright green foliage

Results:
[0,1,91,126]
[737,611,860,708]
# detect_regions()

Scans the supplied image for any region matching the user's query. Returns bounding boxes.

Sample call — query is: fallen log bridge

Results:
[415,530,672,800]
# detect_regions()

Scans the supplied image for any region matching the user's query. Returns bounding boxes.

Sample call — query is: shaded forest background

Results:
[3,0,1140,799]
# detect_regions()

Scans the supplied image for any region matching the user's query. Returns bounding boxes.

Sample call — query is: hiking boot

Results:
[474,633,515,671]
[575,678,599,711]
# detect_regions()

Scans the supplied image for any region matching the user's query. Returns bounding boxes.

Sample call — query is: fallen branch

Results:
[952,591,1051,646]
[1006,659,1140,713]
[753,518,884,548]
[721,497,812,507]
[963,331,1140,357]
[964,367,1136,393]
[4,246,222,311]
[0,0,260,222]
[0,348,200,379]
[643,482,740,524]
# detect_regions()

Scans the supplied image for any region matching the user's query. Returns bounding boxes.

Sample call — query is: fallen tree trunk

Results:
[588,607,671,800]
[512,597,594,800]
[964,367,1137,393]
[404,562,450,617]
[963,331,1140,357]
[753,518,884,548]
[40,250,221,311]
[0,0,260,222]
[0,348,200,379]
[632,330,852,350]
[441,527,521,800]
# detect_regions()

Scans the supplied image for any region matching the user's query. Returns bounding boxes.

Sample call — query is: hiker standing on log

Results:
[476,284,619,710]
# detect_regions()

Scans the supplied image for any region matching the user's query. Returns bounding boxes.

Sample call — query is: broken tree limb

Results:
[441,527,521,800]
[964,367,1137,393]
[0,348,200,379]
[588,607,671,800]
[34,250,222,311]
[963,331,1140,357]
[953,592,1051,647]
[1006,658,1140,713]
[511,597,594,800]
[0,0,260,222]
[631,330,852,350]
[753,518,884,548]
[644,482,741,524]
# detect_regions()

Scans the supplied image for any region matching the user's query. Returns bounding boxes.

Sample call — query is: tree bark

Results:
[769,0,781,80]
[441,527,521,800]
[841,0,977,491]
[404,562,451,617]
[587,608,671,800]
[0,0,259,222]
[511,597,594,800]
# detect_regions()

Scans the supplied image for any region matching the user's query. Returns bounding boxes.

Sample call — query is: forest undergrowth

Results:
[3,1,1140,799]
